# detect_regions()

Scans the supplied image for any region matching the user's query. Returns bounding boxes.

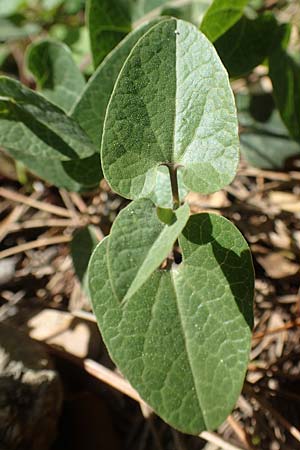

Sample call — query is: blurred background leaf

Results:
[237,92,300,169]
[27,39,85,113]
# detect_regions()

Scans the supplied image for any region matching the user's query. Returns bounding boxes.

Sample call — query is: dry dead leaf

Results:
[257,253,299,279]
[269,219,291,249]
[27,309,102,358]
[269,191,300,213]
[187,190,230,212]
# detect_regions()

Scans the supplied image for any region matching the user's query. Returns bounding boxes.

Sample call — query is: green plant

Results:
[1,0,299,436]
[87,16,254,434]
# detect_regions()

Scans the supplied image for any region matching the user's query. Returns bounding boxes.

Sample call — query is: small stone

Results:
[0,324,62,450]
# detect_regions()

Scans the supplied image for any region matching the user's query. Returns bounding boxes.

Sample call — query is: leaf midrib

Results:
[171,18,178,165]
[122,223,175,301]
[110,203,188,303]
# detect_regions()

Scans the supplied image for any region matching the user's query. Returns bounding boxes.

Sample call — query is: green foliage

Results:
[269,46,300,144]
[72,19,161,146]
[42,0,64,10]
[87,0,129,68]
[215,12,279,77]
[0,19,41,42]
[27,39,85,113]
[71,226,99,294]
[148,166,188,208]
[0,76,94,160]
[107,198,190,301]
[0,0,267,434]
[15,154,100,192]
[1,0,295,189]
[89,213,253,434]
[101,18,239,200]
[200,0,248,42]
[87,0,169,67]
[161,0,211,26]
[237,93,300,169]
[0,0,23,17]
[49,25,93,75]
[0,76,100,190]
[64,0,85,14]
[88,16,253,434]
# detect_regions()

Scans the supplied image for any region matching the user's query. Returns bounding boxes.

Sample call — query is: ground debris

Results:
[1,159,300,449]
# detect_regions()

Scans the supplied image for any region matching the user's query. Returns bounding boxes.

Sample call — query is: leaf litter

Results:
[1,147,300,449]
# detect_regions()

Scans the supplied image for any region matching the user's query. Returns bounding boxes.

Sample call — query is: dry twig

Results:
[0,235,71,259]
[0,187,73,218]
[0,191,42,240]
[227,415,254,450]
[245,384,300,443]
[252,319,300,341]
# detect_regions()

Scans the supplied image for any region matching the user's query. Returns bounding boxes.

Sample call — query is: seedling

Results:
[0,1,261,434]
[89,18,254,434]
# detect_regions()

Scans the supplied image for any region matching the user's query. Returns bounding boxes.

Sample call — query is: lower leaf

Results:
[88,212,254,434]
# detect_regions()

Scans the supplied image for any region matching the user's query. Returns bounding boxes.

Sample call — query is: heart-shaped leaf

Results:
[200,0,248,42]
[101,18,239,200]
[72,19,162,146]
[89,212,254,434]
[107,198,190,301]
[87,0,170,67]
[27,39,85,113]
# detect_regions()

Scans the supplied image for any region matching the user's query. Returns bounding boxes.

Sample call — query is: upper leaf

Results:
[107,198,190,301]
[200,0,248,42]
[27,39,85,113]
[87,0,169,67]
[101,18,239,200]
[72,19,162,146]
[89,212,254,434]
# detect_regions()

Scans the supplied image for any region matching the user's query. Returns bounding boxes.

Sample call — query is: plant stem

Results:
[167,164,180,210]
